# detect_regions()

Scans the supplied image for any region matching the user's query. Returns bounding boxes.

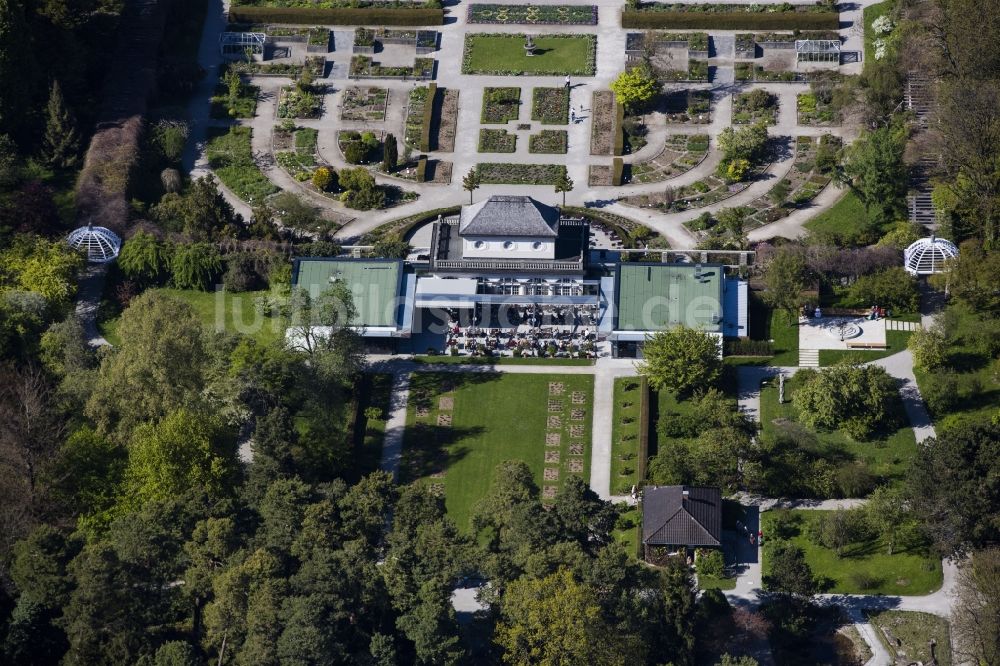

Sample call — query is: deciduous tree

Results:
[637,325,722,397]
[610,64,659,111]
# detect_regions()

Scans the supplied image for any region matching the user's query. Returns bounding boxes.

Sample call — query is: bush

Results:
[170,243,222,291]
[621,9,838,30]
[613,104,625,156]
[908,327,946,370]
[723,338,772,356]
[697,549,725,577]
[311,166,336,192]
[419,83,437,152]
[343,141,371,165]
[228,6,445,26]
[612,157,624,186]
[922,371,961,415]
[846,266,919,312]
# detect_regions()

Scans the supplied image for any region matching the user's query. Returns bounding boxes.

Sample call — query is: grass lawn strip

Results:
[352,373,394,482]
[402,372,593,531]
[867,611,952,666]
[759,373,917,488]
[762,510,942,595]
[818,329,911,366]
[610,377,642,494]
[462,33,597,76]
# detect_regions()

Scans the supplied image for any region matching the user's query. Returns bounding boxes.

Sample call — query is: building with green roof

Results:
[291,258,415,338]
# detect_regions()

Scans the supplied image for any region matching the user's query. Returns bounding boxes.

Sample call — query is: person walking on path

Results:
[565,75,570,88]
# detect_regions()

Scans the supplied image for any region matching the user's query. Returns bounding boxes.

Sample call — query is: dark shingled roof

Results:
[642,486,722,547]
[458,195,560,238]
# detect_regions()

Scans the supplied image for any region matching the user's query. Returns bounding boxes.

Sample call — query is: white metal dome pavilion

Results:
[903,236,958,275]
[67,224,122,263]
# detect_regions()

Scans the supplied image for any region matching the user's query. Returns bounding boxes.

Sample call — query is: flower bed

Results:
[476,163,566,185]
[797,92,841,125]
[735,32,756,56]
[276,84,324,119]
[732,90,778,125]
[531,86,569,124]
[468,4,597,25]
[403,84,435,151]
[621,4,839,30]
[629,133,709,184]
[738,135,835,229]
[349,55,434,80]
[590,90,615,155]
[436,89,459,153]
[588,164,612,186]
[462,33,597,76]
[663,89,712,123]
[660,59,709,82]
[205,126,278,202]
[274,126,319,182]
[478,128,517,153]
[227,55,325,78]
[341,86,388,122]
[481,87,521,124]
[529,129,568,154]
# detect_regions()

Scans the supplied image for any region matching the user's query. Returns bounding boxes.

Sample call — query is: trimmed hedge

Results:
[415,157,428,182]
[228,6,445,26]
[613,103,625,157]
[637,376,650,485]
[420,82,437,152]
[612,157,624,186]
[621,10,838,30]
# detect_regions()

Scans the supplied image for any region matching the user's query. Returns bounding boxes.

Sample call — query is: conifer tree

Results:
[43,80,80,169]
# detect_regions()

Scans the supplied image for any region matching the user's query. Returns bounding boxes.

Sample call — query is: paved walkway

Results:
[75,264,111,347]
[181,0,878,244]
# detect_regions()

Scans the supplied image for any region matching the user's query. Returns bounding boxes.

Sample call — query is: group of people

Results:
[868,305,887,320]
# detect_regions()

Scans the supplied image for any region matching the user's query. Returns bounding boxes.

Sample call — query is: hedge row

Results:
[420,83,437,152]
[415,157,428,182]
[621,10,838,30]
[613,103,625,157]
[636,376,650,491]
[228,6,445,26]
[612,157,624,186]
[723,338,773,356]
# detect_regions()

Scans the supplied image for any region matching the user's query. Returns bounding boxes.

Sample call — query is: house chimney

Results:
[682,489,689,501]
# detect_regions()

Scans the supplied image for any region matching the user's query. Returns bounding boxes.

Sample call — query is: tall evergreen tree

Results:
[42,80,79,169]
[382,133,398,173]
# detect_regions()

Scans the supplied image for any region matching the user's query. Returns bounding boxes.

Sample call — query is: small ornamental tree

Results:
[311,166,336,192]
[610,64,659,111]
[382,133,398,172]
[169,242,223,291]
[637,325,722,398]
[462,168,480,204]
[554,170,573,206]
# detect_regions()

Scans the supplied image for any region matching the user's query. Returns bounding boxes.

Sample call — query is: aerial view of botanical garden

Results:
[0,0,998,663]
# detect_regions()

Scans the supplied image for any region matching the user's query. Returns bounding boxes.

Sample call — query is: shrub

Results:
[908,327,946,370]
[228,7,445,26]
[849,571,883,591]
[612,157,624,186]
[621,9,838,31]
[613,104,625,156]
[697,549,725,577]
[311,166,336,191]
[846,266,919,312]
[922,371,961,415]
[343,141,371,164]
[170,243,222,291]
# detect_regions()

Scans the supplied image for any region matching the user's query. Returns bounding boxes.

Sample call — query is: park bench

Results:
[845,341,887,350]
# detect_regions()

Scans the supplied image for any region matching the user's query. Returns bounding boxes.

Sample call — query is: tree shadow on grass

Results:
[402,424,482,482]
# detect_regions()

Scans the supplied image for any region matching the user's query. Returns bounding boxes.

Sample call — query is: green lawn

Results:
[99,288,286,346]
[805,190,879,247]
[612,507,641,558]
[769,308,800,367]
[402,372,594,531]
[210,83,259,119]
[610,377,645,495]
[763,510,942,595]
[462,34,597,75]
[867,611,952,666]
[863,1,893,68]
[698,573,737,591]
[818,329,912,366]
[759,373,917,488]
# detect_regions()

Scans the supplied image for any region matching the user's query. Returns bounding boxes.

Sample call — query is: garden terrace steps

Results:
[798,348,819,367]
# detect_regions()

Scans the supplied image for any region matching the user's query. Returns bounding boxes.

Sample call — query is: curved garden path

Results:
[183,0,873,244]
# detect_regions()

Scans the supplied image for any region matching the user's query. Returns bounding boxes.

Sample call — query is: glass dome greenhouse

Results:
[903,236,958,276]
[67,224,122,263]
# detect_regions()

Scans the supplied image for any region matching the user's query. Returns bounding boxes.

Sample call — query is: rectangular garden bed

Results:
[349,55,434,80]
[589,164,612,186]
[205,126,278,202]
[435,88,459,152]
[797,91,841,126]
[732,90,779,124]
[621,4,839,31]
[477,162,567,185]
[462,33,597,75]
[478,128,517,153]
[531,86,570,124]
[529,129,568,154]
[481,87,521,123]
[590,90,615,155]
[467,4,598,25]
[276,84,324,119]
[340,86,388,122]
[659,58,709,82]
[403,85,431,150]
[663,89,712,123]
[274,126,319,182]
